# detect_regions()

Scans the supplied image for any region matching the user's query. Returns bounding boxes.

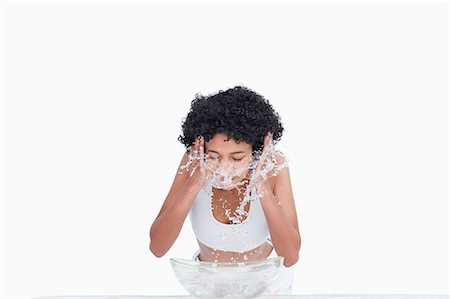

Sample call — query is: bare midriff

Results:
[194,173,276,262]
[197,240,273,262]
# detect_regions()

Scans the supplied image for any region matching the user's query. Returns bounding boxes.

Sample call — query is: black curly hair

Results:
[178,85,284,155]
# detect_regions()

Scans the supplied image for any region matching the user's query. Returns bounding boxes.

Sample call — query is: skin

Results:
[149,133,301,267]
[202,133,253,191]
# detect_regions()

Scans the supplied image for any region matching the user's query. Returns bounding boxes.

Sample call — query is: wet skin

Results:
[197,133,275,262]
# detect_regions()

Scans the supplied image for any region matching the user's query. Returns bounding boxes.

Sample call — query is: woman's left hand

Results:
[253,132,275,192]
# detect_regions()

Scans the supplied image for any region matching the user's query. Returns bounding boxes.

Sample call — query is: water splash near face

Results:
[207,141,288,224]
[228,140,289,225]
[179,148,202,176]
[179,137,289,226]
[203,162,250,190]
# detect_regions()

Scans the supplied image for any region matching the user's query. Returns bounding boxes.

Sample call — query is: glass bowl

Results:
[169,256,284,298]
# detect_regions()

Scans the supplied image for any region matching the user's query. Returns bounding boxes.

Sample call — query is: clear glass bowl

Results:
[169,256,284,298]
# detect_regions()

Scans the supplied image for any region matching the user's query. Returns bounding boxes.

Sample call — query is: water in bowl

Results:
[170,256,284,298]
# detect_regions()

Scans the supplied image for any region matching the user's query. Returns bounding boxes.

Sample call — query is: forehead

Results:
[205,133,251,152]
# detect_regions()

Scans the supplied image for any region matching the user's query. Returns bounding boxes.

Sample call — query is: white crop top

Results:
[188,185,270,253]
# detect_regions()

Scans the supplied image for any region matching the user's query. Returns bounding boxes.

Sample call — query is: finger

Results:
[196,136,200,151]
[200,136,204,155]
[190,139,197,158]
[265,132,273,148]
[203,156,214,171]
[190,163,198,177]
[260,134,270,158]
[199,138,204,168]
[254,134,271,175]
[194,136,201,158]
[204,163,213,176]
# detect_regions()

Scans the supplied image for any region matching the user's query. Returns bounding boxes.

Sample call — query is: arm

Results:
[149,137,207,257]
[260,159,301,267]
[149,182,199,257]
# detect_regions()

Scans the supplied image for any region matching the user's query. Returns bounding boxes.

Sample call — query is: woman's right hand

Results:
[181,136,210,192]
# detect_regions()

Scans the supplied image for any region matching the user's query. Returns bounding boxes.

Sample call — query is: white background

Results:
[1,1,448,298]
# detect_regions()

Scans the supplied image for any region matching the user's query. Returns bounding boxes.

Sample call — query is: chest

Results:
[210,179,275,224]
[210,190,250,224]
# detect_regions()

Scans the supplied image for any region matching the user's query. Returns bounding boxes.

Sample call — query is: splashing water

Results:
[181,138,289,225]
[173,139,288,297]
[204,162,249,190]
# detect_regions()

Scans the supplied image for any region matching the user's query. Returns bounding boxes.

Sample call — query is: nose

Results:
[218,162,233,174]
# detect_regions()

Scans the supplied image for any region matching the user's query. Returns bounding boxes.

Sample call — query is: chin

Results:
[214,181,239,191]
[219,183,236,190]
[220,186,235,191]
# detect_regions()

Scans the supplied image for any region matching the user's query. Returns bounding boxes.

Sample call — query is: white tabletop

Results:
[30,294,449,299]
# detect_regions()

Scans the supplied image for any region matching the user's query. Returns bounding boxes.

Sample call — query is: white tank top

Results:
[188,185,270,253]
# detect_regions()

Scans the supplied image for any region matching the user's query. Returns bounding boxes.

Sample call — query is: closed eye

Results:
[207,156,243,162]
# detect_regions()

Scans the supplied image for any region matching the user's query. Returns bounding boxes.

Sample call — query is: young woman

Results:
[149,85,301,294]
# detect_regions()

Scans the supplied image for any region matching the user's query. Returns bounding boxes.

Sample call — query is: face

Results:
[204,133,253,190]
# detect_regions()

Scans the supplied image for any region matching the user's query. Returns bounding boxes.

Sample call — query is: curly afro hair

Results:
[178,85,284,155]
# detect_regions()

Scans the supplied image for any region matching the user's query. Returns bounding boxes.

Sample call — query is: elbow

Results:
[283,252,299,268]
[149,226,166,258]
[283,235,301,267]
[149,240,166,258]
